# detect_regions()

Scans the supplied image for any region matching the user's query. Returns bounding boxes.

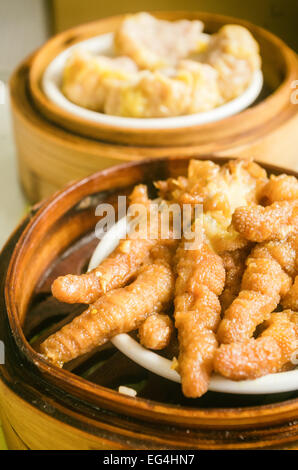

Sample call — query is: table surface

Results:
[0,83,27,450]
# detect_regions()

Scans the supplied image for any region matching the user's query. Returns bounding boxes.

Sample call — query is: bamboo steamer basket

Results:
[0,156,297,450]
[29,11,298,147]
[10,12,298,204]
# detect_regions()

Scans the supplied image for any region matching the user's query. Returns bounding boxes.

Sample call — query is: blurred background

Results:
[0,0,297,82]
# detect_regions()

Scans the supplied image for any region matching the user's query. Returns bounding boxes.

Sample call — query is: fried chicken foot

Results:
[139,314,174,350]
[52,238,155,304]
[217,241,292,344]
[220,248,249,311]
[52,185,163,304]
[261,174,298,204]
[232,200,298,243]
[174,241,225,397]
[40,247,175,366]
[214,311,298,380]
[156,159,267,252]
[156,159,266,211]
[282,276,298,311]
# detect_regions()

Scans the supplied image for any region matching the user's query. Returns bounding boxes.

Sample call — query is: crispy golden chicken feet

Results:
[41,246,175,366]
[174,240,225,397]
[139,314,174,350]
[157,159,267,252]
[156,159,266,208]
[52,185,163,304]
[217,242,292,344]
[261,174,298,204]
[215,311,298,380]
[282,232,298,309]
[114,12,204,70]
[219,169,298,344]
[282,277,298,311]
[232,200,298,243]
[219,248,250,311]
[233,172,298,243]
[39,157,298,397]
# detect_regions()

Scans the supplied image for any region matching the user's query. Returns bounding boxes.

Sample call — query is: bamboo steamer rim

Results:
[10,55,192,161]
[10,54,244,163]
[10,52,298,169]
[28,10,298,147]
[4,156,298,429]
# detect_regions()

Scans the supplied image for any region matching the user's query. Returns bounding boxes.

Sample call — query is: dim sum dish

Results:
[39,157,298,398]
[28,10,298,149]
[43,12,263,127]
[0,156,297,449]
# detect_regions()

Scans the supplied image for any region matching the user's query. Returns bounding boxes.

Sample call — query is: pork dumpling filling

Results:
[114,12,205,70]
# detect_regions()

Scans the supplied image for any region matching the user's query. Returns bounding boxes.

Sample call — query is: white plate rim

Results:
[88,216,298,395]
[42,32,264,131]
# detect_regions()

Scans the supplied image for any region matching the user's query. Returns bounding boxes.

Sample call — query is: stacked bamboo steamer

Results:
[10,11,298,203]
[1,157,298,449]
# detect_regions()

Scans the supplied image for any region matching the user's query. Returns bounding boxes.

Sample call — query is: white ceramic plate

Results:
[88,216,298,395]
[42,32,263,130]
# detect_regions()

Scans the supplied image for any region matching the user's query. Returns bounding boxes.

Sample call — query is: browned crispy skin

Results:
[280,231,298,309]
[52,185,162,304]
[40,248,175,366]
[217,241,292,344]
[156,159,267,253]
[219,248,250,311]
[42,159,298,395]
[232,201,298,243]
[139,314,174,350]
[282,276,298,311]
[155,160,217,207]
[155,159,267,208]
[51,239,154,304]
[261,174,298,204]
[174,241,225,397]
[251,239,297,278]
[214,311,298,380]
